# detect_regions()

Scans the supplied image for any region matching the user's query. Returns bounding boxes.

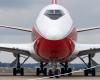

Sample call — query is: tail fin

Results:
[51,0,58,4]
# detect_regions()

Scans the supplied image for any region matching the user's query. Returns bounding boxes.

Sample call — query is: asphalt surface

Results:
[0,76,100,80]
[0,72,100,80]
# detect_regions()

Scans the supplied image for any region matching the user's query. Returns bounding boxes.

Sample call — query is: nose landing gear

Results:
[48,62,61,78]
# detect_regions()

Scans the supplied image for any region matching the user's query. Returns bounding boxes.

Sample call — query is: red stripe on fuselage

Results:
[34,37,75,61]
[32,27,77,61]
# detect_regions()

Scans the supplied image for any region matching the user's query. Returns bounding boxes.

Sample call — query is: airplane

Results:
[0,0,100,78]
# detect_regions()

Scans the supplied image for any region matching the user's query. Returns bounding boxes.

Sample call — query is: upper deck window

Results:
[45,10,64,20]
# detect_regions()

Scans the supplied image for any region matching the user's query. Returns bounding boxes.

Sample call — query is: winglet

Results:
[52,0,57,4]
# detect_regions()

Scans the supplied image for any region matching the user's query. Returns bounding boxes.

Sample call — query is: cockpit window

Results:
[45,10,64,20]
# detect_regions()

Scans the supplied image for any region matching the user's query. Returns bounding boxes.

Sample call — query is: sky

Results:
[0,0,100,64]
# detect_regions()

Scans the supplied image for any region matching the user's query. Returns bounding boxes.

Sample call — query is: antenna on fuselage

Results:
[51,0,58,4]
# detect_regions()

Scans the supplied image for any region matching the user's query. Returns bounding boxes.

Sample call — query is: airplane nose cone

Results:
[36,8,73,40]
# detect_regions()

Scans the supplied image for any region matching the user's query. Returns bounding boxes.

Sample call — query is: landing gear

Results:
[48,69,53,78]
[48,69,60,78]
[84,68,96,76]
[60,62,72,76]
[48,62,72,78]
[13,68,24,76]
[48,62,60,78]
[91,68,96,76]
[54,69,60,78]
[84,54,96,76]
[36,62,48,76]
[13,54,24,76]
[36,61,73,78]
[79,54,96,76]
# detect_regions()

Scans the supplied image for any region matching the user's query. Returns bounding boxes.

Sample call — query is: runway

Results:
[0,76,100,80]
[0,72,100,80]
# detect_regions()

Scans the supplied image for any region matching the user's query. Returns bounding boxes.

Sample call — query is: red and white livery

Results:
[0,0,100,77]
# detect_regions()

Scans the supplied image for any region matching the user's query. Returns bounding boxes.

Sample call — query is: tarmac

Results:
[0,75,100,80]
[0,72,100,80]
[0,76,100,80]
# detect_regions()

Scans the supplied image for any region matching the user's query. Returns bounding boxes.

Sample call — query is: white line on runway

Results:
[27,65,100,80]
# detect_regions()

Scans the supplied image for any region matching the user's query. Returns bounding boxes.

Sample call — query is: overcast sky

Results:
[0,0,100,63]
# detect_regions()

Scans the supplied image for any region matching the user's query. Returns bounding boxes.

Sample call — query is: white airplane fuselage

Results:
[32,4,77,62]
[0,0,99,77]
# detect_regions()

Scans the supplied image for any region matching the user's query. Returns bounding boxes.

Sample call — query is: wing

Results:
[75,43,100,56]
[0,25,32,32]
[0,43,34,56]
[77,26,100,32]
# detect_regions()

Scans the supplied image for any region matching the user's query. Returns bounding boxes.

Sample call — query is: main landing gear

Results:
[13,54,24,76]
[36,62,73,78]
[60,62,72,76]
[36,62,48,76]
[79,54,96,76]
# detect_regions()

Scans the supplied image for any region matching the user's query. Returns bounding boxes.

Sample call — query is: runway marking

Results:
[27,65,100,80]
[28,78,100,80]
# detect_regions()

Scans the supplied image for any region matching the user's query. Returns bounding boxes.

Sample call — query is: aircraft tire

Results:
[13,68,17,76]
[43,68,47,76]
[48,69,53,78]
[84,69,88,76]
[20,68,24,76]
[91,68,96,76]
[36,68,40,76]
[68,68,72,76]
[61,68,65,75]
[55,69,60,78]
